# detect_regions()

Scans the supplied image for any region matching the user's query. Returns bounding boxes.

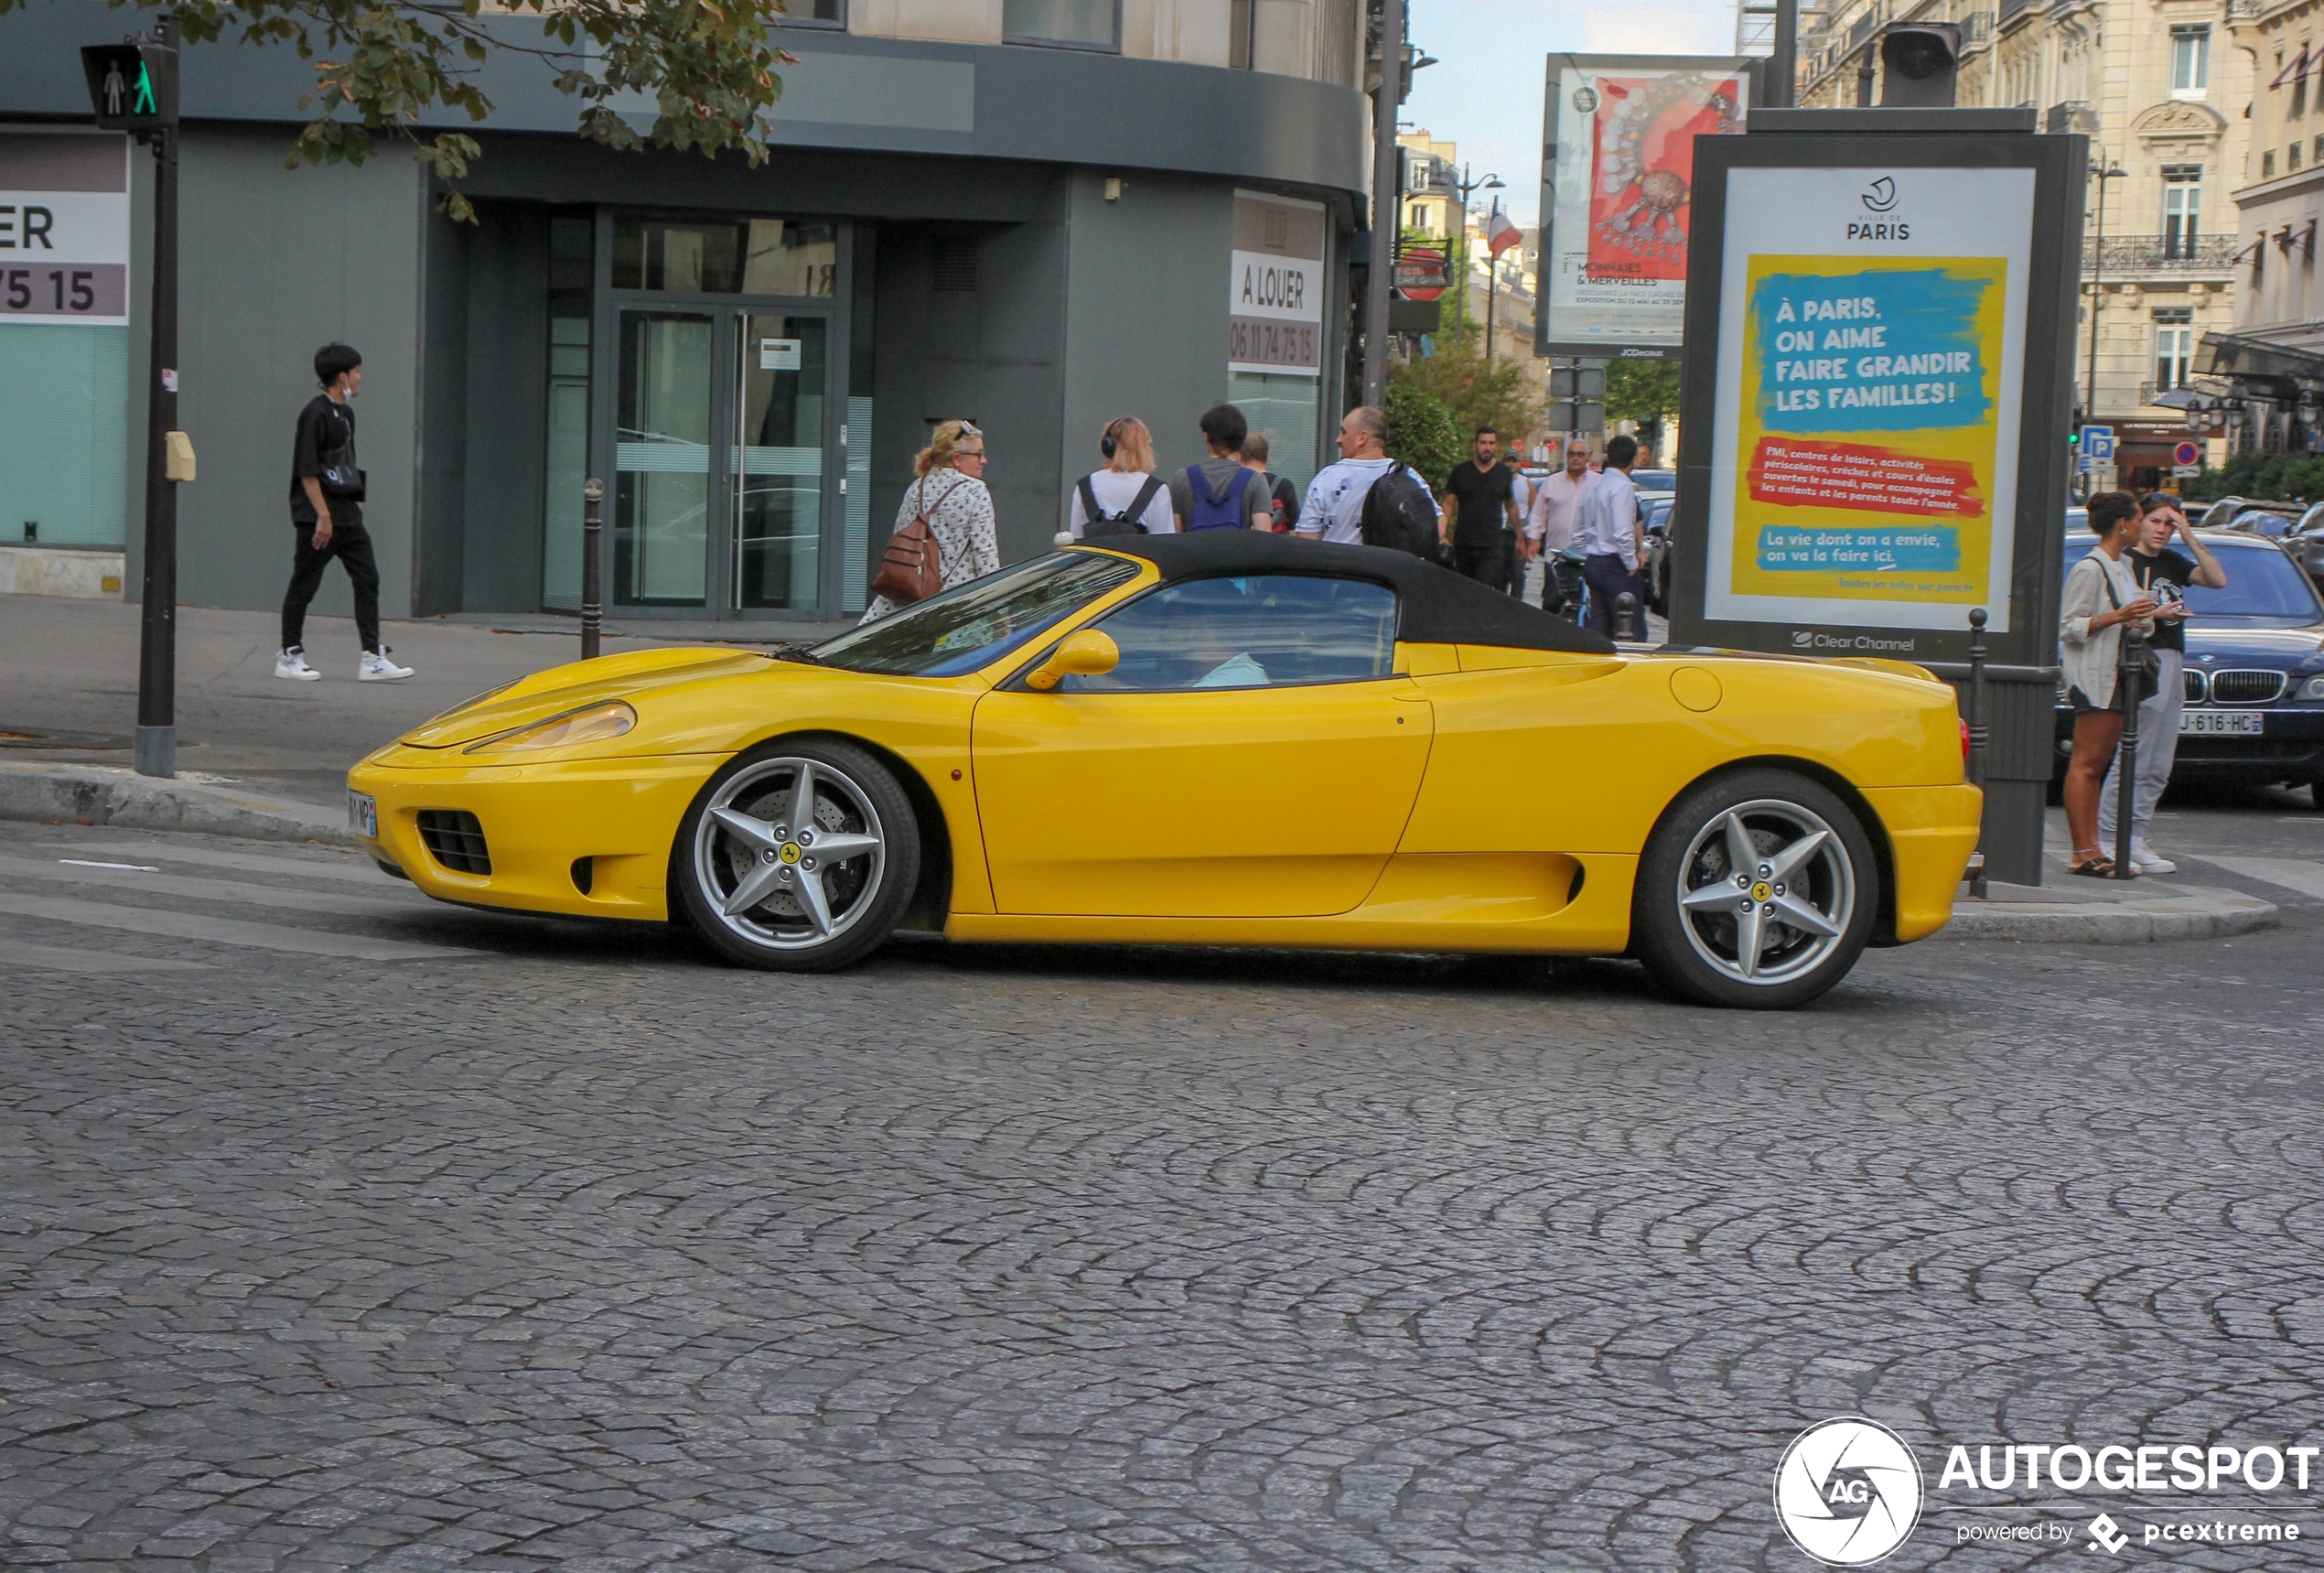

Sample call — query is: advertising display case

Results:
[1534,54,1752,361]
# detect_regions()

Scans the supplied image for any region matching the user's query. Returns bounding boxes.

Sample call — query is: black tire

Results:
[673,738,920,973]
[1630,769,1878,1010]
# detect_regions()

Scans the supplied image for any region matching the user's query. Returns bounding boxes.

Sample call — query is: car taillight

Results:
[1959,717,1971,761]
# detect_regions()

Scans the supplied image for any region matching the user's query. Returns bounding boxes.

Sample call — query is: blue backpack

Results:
[1184,464,1255,530]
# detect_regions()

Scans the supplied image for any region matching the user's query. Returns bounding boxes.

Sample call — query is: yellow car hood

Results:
[398,647,773,748]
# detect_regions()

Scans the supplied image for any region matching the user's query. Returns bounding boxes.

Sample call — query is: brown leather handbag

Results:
[870,476,956,606]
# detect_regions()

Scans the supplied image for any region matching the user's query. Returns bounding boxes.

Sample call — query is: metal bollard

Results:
[581,477,605,663]
[1965,607,1989,899]
[2113,624,2145,878]
[1614,590,1640,643]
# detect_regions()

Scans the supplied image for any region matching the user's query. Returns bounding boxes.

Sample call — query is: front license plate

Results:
[2180,710,2265,736]
[347,790,377,837]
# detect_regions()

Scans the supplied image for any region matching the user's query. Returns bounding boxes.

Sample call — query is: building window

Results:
[1002,0,1120,50]
[0,325,127,549]
[783,0,845,25]
[2295,144,2307,173]
[2265,150,2278,178]
[2163,166,2201,258]
[2171,26,2211,96]
[611,217,837,296]
[541,214,594,610]
[2154,310,2195,392]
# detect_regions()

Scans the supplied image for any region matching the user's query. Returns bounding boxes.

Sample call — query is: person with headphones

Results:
[1067,417,1175,539]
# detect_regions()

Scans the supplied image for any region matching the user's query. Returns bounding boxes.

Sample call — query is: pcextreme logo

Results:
[1774,1418,1925,1566]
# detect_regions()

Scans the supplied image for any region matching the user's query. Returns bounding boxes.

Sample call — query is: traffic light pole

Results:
[133,15,178,779]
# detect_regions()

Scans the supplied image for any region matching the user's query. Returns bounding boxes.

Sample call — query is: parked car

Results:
[1641,494,1675,615]
[2285,515,2324,595]
[2065,506,2086,534]
[1631,469,1677,497]
[2199,495,2254,528]
[2053,530,2324,803]
[2221,503,2303,538]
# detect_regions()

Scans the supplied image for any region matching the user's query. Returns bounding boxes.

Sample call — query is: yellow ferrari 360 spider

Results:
[347,533,1979,1007]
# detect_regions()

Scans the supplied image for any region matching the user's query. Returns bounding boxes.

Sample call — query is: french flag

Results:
[1485,202,1522,259]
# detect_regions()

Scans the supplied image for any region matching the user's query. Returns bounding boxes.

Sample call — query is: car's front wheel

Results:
[674,739,920,972]
[1630,770,1877,1009]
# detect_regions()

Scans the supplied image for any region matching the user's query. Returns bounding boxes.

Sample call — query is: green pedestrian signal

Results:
[81,40,177,132]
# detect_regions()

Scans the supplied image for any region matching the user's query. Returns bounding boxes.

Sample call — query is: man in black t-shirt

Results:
[2099,495,2227,873]
[277,343,413,682]
[1439,426,1522,593]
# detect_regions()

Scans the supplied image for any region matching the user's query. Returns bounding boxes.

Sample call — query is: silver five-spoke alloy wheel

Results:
[1673,798,1856,987]
[692,756,888,952]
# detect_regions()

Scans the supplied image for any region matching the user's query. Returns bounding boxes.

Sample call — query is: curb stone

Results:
[0,761,358,847]
[1945,885,2278,943]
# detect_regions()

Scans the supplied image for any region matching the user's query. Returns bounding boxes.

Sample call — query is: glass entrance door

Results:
[615,310,715,607]
[734,315,826,610]
[613,304,833,614]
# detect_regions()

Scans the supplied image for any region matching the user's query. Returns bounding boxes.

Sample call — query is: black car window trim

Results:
[996,569,1405,695]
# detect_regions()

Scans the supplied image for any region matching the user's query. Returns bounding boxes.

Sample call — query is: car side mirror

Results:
[1026,629,1119,691]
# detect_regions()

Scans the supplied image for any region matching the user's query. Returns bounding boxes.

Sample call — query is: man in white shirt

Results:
[1524,438,1595,610]
[1296,405,1434,544]
[1570,432,1644,637]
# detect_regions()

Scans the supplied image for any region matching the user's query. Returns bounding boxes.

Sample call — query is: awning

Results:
[2199,330,2324,396]
[2271,44,2313,88]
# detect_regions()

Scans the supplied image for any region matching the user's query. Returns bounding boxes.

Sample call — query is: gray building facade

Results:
[0,2,1368,625]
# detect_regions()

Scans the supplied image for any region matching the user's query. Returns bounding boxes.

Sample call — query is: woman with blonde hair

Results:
[1066,415,1174,539]
[859,419,1000,622]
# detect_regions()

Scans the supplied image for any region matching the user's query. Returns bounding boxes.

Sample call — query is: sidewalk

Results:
[1,594,809,811]
[1946,856,2278,943]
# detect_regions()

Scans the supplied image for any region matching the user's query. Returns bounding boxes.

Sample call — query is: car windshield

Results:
[804,552,1143,676]
[2064,538,2324,623]
[2236,511,2297,537]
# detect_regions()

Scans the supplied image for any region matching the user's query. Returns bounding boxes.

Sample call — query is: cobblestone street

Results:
[4,807,2323,1570]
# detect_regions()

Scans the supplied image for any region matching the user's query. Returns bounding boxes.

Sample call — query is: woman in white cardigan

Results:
[2058,490,2159,877]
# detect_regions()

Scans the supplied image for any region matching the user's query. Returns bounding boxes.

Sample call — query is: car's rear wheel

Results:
[1630,770,1877,1009]
[674,739,920,972]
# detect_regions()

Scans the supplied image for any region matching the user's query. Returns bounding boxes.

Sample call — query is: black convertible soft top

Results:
[1083,532,1619,654]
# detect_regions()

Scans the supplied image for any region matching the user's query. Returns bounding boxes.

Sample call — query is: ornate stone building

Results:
[2211,0,2324,458]
[1796,0,2252,485]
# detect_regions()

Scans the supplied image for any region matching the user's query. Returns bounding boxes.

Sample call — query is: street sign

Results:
[81,41,177,133]
[1393,246,1448,301]
[2173,465,2200,479]
[2173,439,2201,468]
[1548,365,1607,400]
[2079,424,2115,460]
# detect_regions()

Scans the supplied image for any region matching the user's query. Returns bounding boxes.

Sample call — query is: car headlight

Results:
[465,701,637,754]
[2303,675,2324,701]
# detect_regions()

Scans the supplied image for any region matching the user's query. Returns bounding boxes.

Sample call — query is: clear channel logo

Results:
[1774,1417,1925,1566]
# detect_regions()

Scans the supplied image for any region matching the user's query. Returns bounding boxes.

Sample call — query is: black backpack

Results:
[1078,473,1165,539]
[1359,466,1441,560]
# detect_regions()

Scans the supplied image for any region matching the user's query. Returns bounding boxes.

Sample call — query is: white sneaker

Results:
[358,648,414,683]
[2130,842,2176,874]
[274,646,321,682]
